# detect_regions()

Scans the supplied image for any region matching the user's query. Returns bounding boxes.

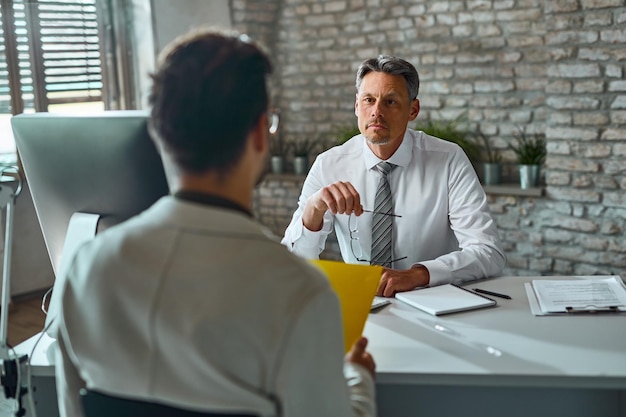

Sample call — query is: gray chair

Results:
[80,389,257,417]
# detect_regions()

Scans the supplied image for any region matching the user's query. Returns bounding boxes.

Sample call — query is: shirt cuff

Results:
[283,221,328,259]
[343,362,376,417]
[415,259,451,287]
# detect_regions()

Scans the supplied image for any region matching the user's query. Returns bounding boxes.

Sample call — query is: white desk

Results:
[365,275,626,417]
[10,331,58,417]
[9,275,626,417]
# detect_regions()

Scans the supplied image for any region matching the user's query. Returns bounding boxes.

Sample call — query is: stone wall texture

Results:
[236,0,626,277]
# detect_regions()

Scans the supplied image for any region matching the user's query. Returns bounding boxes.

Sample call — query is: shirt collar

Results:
[173,190,253,218]
[362,129,413,170]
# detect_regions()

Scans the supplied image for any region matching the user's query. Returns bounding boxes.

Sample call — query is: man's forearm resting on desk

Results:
[377,264,430,297]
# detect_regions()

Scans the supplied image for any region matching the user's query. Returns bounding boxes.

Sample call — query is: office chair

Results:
[80,389,257,417]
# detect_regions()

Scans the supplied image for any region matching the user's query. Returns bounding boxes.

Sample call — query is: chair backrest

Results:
[80,389,257,417]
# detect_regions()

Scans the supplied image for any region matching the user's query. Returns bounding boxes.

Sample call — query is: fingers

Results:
[377,269,395,297]
[346,337,376,377]
[376,278,386,297]
[303,181,362,231]
[318,181,362,215]
[345,182,363,215]
[352,336,368,354]
[378,267,429,297]
[346,337,367,361]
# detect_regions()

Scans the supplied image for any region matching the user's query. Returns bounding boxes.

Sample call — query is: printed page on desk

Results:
[531,276,626,314]
[396,284,497,316]
[310,260,382,352]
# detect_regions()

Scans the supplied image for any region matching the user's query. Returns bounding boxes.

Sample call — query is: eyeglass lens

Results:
[348,212,407,266]
[349,214,366,261]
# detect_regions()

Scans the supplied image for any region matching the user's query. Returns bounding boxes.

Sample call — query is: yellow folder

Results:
[310,260,382,352]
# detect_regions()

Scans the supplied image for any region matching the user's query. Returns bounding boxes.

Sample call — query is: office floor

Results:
[1,292,47,417]
[6,293,47,347]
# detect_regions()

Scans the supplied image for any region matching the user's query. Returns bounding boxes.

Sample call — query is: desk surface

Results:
[15,275,626,388]
[364,275,626,389]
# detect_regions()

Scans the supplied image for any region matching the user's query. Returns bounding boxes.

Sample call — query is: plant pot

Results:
[270,155,284,174]
[293,155,309,175]
[519,164,540,189]
[482,163,502,186]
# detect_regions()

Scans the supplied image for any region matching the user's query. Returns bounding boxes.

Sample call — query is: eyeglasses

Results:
[268,109,280,135]
[348,211,407,266]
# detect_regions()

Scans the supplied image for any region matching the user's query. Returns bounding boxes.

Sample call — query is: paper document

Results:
[531,277,626,313]
[310,260,381,352]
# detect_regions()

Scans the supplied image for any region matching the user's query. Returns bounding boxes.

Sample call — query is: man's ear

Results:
[408,99,420,121]
[354,93,359,117]
[251,113,268,153]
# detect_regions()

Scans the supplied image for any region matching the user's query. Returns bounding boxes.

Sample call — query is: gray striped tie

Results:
[371,162,395,267]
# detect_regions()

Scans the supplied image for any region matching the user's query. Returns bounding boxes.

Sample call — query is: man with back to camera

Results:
[282,55,506,297]
[53,29,376,417]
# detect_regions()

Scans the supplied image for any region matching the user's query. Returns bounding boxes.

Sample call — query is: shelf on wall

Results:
[262,175,544,198]
[263,173,305,181]
[483,183,544,197]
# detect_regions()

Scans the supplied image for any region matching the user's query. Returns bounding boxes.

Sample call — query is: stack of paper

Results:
[529,276,626,314]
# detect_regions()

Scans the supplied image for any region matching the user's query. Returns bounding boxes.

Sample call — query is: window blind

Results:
[35,0,102,104]
[0,0,102,113]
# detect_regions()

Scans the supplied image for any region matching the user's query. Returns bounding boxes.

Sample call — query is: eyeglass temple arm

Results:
[362,209,402,218]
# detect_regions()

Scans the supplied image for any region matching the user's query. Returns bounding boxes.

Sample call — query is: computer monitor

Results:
[12,110,170,276]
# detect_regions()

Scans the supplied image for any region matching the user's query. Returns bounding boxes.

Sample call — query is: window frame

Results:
[0,0,140,161]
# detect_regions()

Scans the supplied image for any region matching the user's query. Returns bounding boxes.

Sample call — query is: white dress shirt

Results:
[53,196,375,417]
[282,129,506,286]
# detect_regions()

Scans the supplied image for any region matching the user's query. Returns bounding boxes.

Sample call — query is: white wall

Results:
[151,0,231,55]
[1,181,54,297]
[133,0,232,108]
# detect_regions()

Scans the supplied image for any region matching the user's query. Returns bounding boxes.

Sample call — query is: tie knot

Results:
[376,161,395,176]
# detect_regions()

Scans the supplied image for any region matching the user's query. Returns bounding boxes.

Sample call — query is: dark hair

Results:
[355,55,420,101]
[148,29,272,174]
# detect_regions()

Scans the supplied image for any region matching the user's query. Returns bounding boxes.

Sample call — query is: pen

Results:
[473,288,512,300]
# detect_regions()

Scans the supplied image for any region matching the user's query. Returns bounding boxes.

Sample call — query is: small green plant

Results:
[477,132,502,164]
[414,118,481,163]
[509,129,546,165]
[290,137,319,157]
[270,135,291,157]
[334,125,361,145]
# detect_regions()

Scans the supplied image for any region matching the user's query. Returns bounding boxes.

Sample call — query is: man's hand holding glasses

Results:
[302,181,364,232]
[300,181,431,297]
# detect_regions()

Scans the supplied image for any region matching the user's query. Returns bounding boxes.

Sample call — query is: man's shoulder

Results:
[261,249,332,288]
[408,128,463,154]
[408,129,463,155]
[317,136,363,163]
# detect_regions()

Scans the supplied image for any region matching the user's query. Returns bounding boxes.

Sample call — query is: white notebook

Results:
[395,284,497,316]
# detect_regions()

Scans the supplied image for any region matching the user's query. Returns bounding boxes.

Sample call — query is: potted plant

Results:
[334,125,361,145]
[414,117,481,165]
[509,129,546,189]
[269,134,290,174]
[290,137,319,175]
[477,132,503,186]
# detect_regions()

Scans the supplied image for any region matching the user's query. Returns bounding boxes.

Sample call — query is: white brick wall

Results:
[237,0,626,277]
